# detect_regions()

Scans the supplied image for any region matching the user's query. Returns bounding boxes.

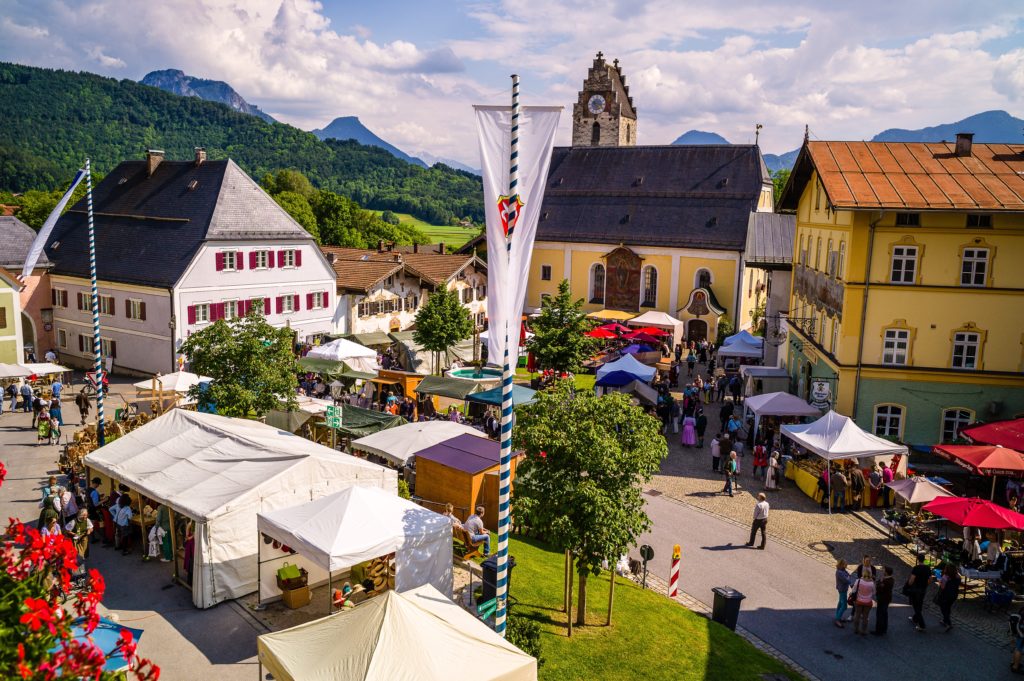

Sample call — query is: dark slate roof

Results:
[45,158,310,288]
[744,212,795,267]
[537,145,771,250]
[0,216,50,270]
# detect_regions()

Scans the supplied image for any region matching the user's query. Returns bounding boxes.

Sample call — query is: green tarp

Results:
[388,330,417,342]
[331,404,406,438]
[265,409,315,433]
[350,331,395,347]
[466,385,538,407]
[413,375,484,400]
[297,356,377,380]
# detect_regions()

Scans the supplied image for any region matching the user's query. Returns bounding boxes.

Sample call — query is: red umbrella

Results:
[630,326,671,337]
[586,328,618,339]
[598,323,630,333]
[923,496,1024,531]
[933,444,1024,499]
[623,332,662,344]
[964,418,1024,451]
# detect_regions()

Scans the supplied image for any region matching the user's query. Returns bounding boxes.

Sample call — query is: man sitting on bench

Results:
[464,505,490,556]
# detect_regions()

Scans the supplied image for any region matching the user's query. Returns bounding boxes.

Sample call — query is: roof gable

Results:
[0,216,49,269]
[207,160,310,240]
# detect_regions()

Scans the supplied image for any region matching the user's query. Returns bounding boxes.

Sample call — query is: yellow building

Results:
[777,135,1024,446]
[0,267,25,364]
[527,54,773,343]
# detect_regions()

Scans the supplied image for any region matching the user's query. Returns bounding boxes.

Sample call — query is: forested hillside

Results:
[0,62,483,225]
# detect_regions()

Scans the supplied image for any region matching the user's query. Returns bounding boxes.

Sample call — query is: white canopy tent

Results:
[256,583,537,681]
[257,485,453,608]
[307,338,381,374]
[743,391,822,435]
[595,353,657,383]
[84,410,395,608]
[627,310,685,347]
[351,421,490,467]
[723,330,763,347]
[132,371,212,393]
[22,362,71,376]
[0,363,32,379]
[782,411,909,514]
[717,337,763,359]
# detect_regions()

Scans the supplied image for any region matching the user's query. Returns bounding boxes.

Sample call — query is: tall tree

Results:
[412,287,473,374]
[513,382,666,627]
[527,279,597,373]
[272,190,320,242]
[179,305,298,417]
[771,168,792,204]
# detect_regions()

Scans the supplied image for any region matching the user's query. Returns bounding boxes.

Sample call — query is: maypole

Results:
[85,159,105,446]
[494,73,520,637]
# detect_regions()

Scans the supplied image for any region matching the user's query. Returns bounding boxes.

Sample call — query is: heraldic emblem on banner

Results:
[497,194,524,238]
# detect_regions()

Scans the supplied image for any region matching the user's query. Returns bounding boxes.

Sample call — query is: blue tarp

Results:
[595,353,657,382]
[466,384,538,407]
[595,370,643,387]
[65,617,145,672]
[622,344,654,354]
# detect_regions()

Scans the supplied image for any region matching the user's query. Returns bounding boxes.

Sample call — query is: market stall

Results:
[84,409,396,608]
[782,410,908,512]
[626,310,684,348]
[351,420,489,467]
[717,335,763,371]
[742,391,822,437]
[606,379,658,406]
[132,371,211,411]
[932,444,1024,500]
[256,485,453,610]
[596,354,657,383]
[256,584,537,681]
[306,337,381,375]
[740,366,790,397]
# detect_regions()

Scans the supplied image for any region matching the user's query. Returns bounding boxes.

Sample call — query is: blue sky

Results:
[2,0,1022,165]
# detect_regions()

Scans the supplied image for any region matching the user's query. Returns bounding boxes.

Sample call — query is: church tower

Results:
[571,52,637,147]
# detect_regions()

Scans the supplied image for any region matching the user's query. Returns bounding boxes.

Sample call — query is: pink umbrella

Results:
[598,323,630,333]
[630,326,671,337]
[923,496,1024,531]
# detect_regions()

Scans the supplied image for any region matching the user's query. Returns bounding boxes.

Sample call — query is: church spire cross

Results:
[596,51,603,60]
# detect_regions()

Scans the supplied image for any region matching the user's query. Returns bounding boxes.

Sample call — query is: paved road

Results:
[0,378,257,680]
[634,492,1015,681]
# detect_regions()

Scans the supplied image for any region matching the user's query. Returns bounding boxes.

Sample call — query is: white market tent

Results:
[717,337,763,359]
[0,363,32,378]
[743,391,822,434]
[723,330,763,347]
[22,362,71,376]
[596,353,657,383]
[256,583,537,681]
[351,421,490,466]
[307,338,381,374]
[740,366,790,397]
[132,371,212,393]
[627,310,685,347]
[257,485,453,605]
[84,409,396,608]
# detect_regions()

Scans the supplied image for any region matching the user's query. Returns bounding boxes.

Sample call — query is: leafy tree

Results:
[412,287,473,374]
[715,315,735,346]
[380,209,400,225]
[272,190,320,242]
[180,305,298,417]
[513,382,666,627]
[262,168,315,198]
[527,279,597,373]
[771,168,791,204]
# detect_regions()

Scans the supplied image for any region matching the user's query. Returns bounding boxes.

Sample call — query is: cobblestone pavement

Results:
[650,388,1014,651]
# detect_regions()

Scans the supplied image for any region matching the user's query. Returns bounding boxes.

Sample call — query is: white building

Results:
[46,150,336,375]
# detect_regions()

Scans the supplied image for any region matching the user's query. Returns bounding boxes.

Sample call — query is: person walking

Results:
[722,451,737,497]
[695,409,708,447]
[849,464,866,510]
[905,552,932,631]
[851,569,876,635]
[831,468,849,513]
[113,494,134,556]
[686,351,696,377]
[75,389,91,425]
[745,493,769,549]
[765,451,781,491]
[751,441,768,479]
[681,414,697,448]
[868,463,883,508]
[20,382,32,412]
[710,433,722,472]
[6,381,18,413]
[835,559,851,628]
[872,565,894,635]
[49,395,63,428]
[936,563,960,632]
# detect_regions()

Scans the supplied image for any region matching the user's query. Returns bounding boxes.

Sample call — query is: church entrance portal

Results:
[687,320,707,343]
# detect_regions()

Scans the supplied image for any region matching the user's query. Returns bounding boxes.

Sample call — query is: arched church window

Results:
[590,263,605,304]
[592,122,600,146]
[641,266,658,307]
[696,268,712,290]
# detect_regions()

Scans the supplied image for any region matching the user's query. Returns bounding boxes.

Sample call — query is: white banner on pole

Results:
[20,168,86,281]
[474,105,561,367]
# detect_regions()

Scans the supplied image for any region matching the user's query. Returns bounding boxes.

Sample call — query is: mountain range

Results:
[310,116,427,168]
[140,69,276,123]
[674,110,1024,172]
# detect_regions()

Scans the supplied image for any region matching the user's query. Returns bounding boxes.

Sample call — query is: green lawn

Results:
[368,210,480,248]
[515,368,596,393]
[507,536,800,681]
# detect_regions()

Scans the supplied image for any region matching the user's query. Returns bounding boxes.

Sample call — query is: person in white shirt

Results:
[44,349,57,363]
[113,495,134,555]
[745,493,770,549]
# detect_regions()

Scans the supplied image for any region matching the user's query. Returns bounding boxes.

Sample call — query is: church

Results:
[527,52,775,343]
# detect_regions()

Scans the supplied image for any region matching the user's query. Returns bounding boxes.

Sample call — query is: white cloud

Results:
[86,46,126,69]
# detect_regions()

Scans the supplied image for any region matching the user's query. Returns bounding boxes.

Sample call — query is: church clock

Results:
[587,94,606,114]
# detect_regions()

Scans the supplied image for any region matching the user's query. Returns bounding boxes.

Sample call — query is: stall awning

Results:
[413,375,483,400]
[264,409,316,434]
[743,392,821,419]
[351,421,489,466]
[964,419,1024,451]
[350,331,395,347]
[0,363,32,378]
[781,410,908,460]
[21,362,70,375]
[466,385,537,407]
[332,404,406,438]
[297,356,377,380]
[389,330,417,342]
[586,309,637,322]
[932,444,1024,478]
[416,433,503,475]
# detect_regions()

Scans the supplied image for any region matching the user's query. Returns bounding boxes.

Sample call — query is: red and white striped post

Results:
[668,544,681,598]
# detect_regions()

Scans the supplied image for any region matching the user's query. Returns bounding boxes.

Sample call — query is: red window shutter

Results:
[215,252,225,271]
[323,291,330,307]
[78,335,83,352]
[295,249,302,267]
[51,289,57,305]
[293,294,301,311]
[187,305,196,324]
[140,301,147,321]
[264,298,271,316]
[268,251,275,267]
[277,250,286,266]
[276,296,283,314]
[306,292,313,309]
[236,251,244,270]
[249,252,257,269]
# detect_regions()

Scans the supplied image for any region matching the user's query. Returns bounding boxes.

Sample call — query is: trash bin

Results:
[711,586,745,631]
[479,555,516,605]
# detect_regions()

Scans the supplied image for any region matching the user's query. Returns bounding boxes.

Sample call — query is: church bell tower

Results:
[571,52,637,147]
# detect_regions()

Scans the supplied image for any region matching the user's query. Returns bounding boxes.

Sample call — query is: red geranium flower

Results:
[20,596,57,634]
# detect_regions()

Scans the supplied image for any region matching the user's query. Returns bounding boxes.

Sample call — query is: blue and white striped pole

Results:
[86,159,105,447]
[495,73,520,637]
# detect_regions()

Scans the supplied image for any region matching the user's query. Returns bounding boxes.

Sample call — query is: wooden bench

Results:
[454,526,485,561]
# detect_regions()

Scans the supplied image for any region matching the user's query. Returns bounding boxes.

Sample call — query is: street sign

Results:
[325,405,341,418]
[639,544,654,589]
[325,415,342,429]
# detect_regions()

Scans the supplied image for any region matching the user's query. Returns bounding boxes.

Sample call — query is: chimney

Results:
[393,253,402,263]
[955,132,974,157]
[326,252,338,264]
[145,149,165,177]
[413,243,419,254]
[378,240,386,253]
[194,147,207,165]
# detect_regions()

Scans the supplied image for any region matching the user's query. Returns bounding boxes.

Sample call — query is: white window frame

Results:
[53,288,68,308]
[641,265,658,307]
[941,408,974,443]
[282,294,296,314]
[224,300,239,319]
[57,328,67,349]
[222,251,239,271]
[960,248,988,287]
[952,331,980,370]
[882,329,909,366]
[254,250,269,270]
[890,246,917,284]
[100,337,116,359]
[280,250,297,269]
[98,295,115,316]
[311,291,326,310]
[874,404,904,439]
[195,303,210,324]
[540,265,552,281]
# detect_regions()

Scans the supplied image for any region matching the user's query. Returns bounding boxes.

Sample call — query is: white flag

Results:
[475,105,561,367]
[20,167,86,282]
